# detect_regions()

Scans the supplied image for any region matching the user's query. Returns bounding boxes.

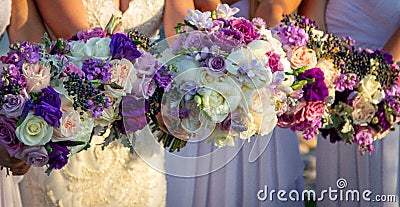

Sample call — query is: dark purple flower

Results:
[155,73,173,92]
[376,104,392,132]
[46,142,70,170]
[110,33,142,62]
[15,146,49,167]
[298,68,328,101]
[121,95,148,133]
[39,86,61,108]
[206,55,226,77]
[72,27,108,41]
[34,101,62,127]
[82,58,112,82]
[0,115,23,157]
[229,17,260,44]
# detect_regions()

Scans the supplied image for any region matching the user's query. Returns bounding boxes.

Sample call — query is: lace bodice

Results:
[82,0,164,37]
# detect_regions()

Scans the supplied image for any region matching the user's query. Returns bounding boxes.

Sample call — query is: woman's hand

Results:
[0,146,31,176]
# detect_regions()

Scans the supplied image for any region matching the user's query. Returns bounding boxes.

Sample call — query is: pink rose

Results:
[289,46,317,69]
[22,62,51,92]
[106,59,137,98]
[15,146,49,167]
[53,106,83,142]
[303,101,325,121]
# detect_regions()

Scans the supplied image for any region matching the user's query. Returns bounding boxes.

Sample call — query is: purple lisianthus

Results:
[121,95,148,133]
[229,17,260,44]
[206,29,244,51]
[278,26,308,47]
[72,27,108,41]
[110,33,142,62]
[0,115,23,157]
[39,86,61,108]
[15,146,49,167]
[82,58,112,82]
[1,91,27,118]
[298,68,328,101]
[46,142,69,170]
[155,73,173,92]
[205,55,226,77]
[34,101,62,127]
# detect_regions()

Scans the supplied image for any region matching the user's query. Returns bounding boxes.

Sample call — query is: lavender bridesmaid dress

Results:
[165,1,304,206]
[316,0,400,206]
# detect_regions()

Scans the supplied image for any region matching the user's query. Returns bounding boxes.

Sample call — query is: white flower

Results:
[85,37,111,58]
[173,60,202,84]
[16,113,53,146]
[359,75,385,104]
[69,40,86,58]
[216,4,240,19]
[352,97,377,125]
[210,128,236,147]
[185,10,212,29]
[95,97,121,127]
[106,59,137,98]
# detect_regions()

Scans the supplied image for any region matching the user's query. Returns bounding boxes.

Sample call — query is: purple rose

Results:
[46,142,70,170]
[71,27,108,41]
[184,31,206,51]
[15,146,49,167]
[171,34,187,54]
[34,101,62,127]
[39,86,61,108]
[0,115,23,157]
[206,55,226,77]
[121,95,148,133]
[1,91,27,118]
[229,17,260,44]
[110,33,142,62]
[298,68,329,101]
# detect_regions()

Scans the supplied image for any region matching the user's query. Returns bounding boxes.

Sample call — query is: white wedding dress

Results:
[316,0,400,206]
[19,1,167,207]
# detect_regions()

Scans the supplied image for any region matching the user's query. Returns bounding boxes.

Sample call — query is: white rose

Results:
[352,97,377,125]
[359,75,385,104]
[16,113,53,146]
[69,40,86,58]
[248,87,277,135]
[106,59,137,98]
[210,128,236,147]
[85,37,111,58]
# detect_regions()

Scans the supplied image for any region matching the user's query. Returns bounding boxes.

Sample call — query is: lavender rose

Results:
[34,101,62,127]
[1,91,27,118]
[121,95,148,133]
[206,55,226,77]
[46,142,70,170]
[205,29,244,51]
[0,115,23,157]
[15,146,49,167]
[110,33,142,62]
[184,31,206,51]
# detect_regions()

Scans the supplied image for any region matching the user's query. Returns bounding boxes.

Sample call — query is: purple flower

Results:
[72,27,108,41]
[34,101,62,127]
[206,29,244,51]
[110,33,142,62]
[46,142,69,170]
[82,58,112,82]
[266,51,283,72]
[15,146,49,167]
[1,91,27,118]
[205,55,226,77]
[229,17,260,44]
[219,110,248,132]
[376,104,392,132]
[155,73,173,92]
[278,26,308,47]
[353,127,375,155]
[0,115,23,157]
[252,17,266,28]
[184,31,206,51]
[335,73,358,92]
[121,95,148,133]
[39,86,61,108]
[298,68,328,101]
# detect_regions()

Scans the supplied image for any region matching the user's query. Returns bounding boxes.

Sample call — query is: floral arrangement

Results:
[274,14,400,155]
[156,4,295,150]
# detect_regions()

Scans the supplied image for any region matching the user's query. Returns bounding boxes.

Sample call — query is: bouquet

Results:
[156,4,295,150]
[0,37,91,174]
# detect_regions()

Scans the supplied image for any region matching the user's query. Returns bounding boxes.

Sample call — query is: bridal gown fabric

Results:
[0,0,24,206]
[166,1,305,206]
[316,0,400,206]
[19,1,167,207]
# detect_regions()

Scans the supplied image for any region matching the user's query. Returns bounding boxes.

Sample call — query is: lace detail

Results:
[20,1,167,206]
[82,0,164,37]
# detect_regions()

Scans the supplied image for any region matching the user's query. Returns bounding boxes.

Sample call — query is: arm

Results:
[383,27,400,62]
[194,0,221,12]
[8,0,47,43]
[298,0,328,31]
[163,0,195,38]
[254,0,302,27]
[34,0,89,39]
